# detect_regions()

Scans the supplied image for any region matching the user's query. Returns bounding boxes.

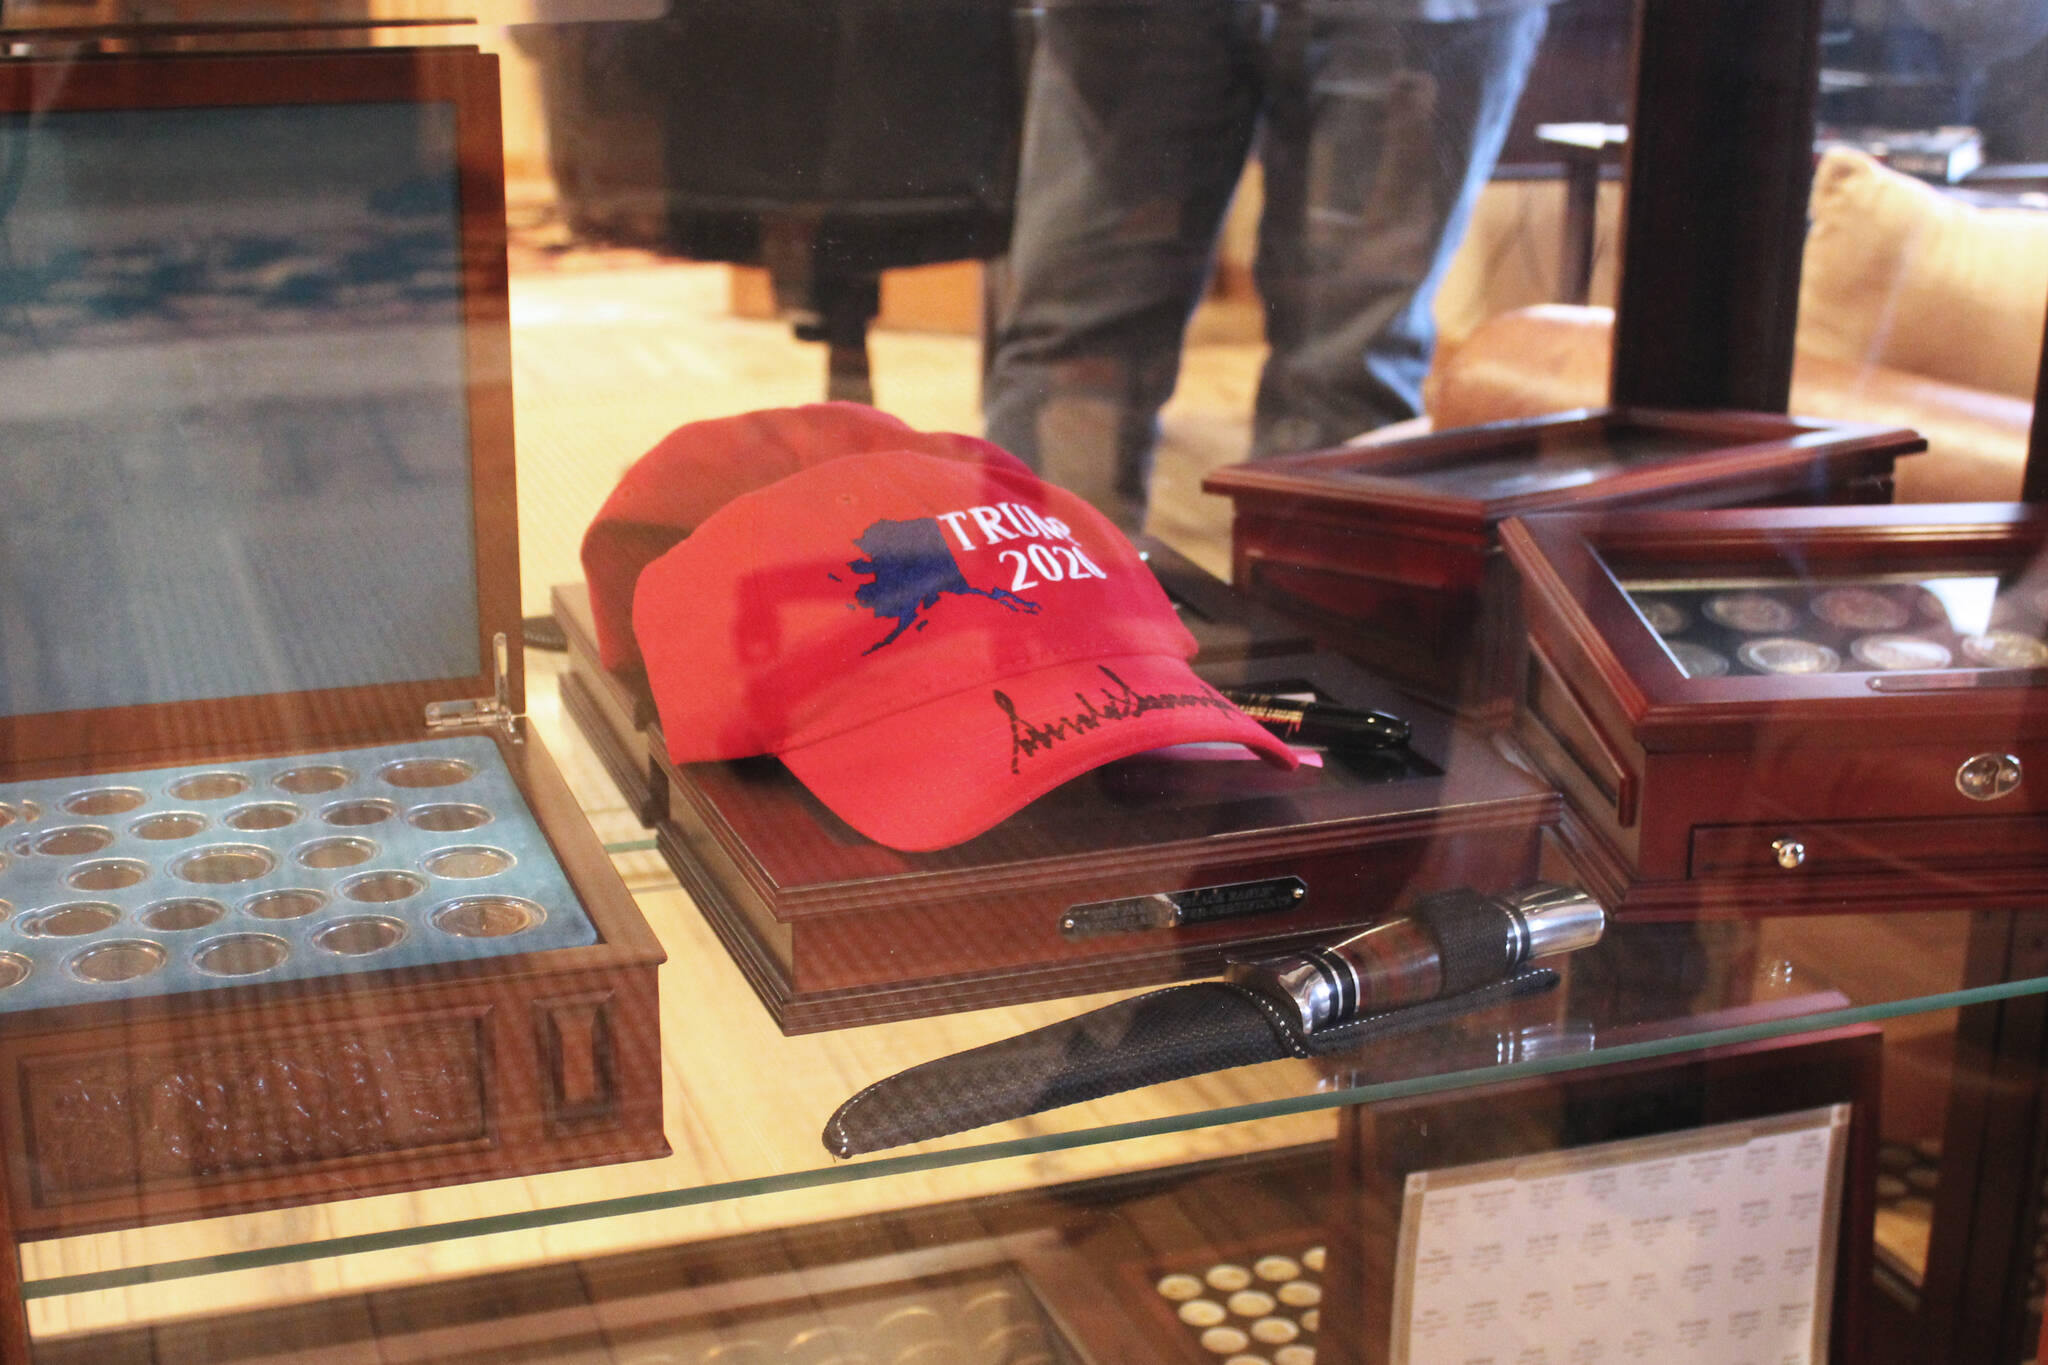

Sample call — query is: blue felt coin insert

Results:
[0,734,597,1012]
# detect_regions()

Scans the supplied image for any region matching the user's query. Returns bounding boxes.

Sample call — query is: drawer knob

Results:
[1771,838,1807,870]
[1957,753,2023,802]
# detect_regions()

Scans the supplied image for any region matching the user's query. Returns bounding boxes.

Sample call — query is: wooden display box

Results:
[656,647,1558,1032]
[1202,408,1919,714]
[1501,502,2048,920]
[551,538,1314,830]
[0,49,666,1238]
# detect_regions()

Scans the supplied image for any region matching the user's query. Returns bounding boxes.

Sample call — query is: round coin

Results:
[1228,1290,1276,1318]
[1301,1246,1326,1273]
[1276,1282,1322,1308]
[1157,1274,1205,1302]
[1704,592,1798,634]
[1962,630,2048,668]
[1199,1326,1251,1355]
[1251,1318,1301,1345]
[1178,1300,1228,1328]
[1812,586,1910,632]
[1736,637,1840,675]
[1205,1264,1254,1292]
[1634,597,1688,636]
[1276,1348,1317,1365]
[1666,640,1730,679]
[1851,633,1953,671]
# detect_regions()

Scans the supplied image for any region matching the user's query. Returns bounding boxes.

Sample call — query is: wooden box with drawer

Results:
[1500,503,2048,919]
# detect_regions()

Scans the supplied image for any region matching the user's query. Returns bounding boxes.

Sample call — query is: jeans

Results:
[983,0,1549,527]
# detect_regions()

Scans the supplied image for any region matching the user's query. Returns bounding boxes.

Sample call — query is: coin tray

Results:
[1624,575,2048,680]
[0,734,595,1013]
[1150,1242,1327,1365]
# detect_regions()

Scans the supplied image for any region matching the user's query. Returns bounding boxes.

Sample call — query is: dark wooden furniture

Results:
[0,46,666,1268]
[1502,502,2048,919]
[1203,409,1915,715]
[1609,0,1827,412]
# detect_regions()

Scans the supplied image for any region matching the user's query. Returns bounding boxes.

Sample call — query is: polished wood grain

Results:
[1609,0,1825,412]
[656,647,1556,1031]
[1503,503,2048,918]
[1204,409,1914,711]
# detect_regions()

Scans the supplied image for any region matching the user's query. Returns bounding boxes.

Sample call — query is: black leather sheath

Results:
[823,967,1558,1157]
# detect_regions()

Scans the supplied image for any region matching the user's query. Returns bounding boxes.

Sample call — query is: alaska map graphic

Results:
[846,517,1039,653]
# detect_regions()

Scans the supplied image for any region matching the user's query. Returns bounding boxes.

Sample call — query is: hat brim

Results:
[778,652,1301,852]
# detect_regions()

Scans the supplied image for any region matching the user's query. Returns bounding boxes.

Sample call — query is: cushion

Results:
[1798,146,2048,401]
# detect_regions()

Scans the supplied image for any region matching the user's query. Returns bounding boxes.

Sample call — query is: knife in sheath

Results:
[824,882,1604,1157]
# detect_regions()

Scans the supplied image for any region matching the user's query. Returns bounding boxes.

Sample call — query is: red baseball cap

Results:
[634,450,1298,851]
[581,402,1026,673]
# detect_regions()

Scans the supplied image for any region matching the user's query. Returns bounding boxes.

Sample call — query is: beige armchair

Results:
[1420,147,2045,501]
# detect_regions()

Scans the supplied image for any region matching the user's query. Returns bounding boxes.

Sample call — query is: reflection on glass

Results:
[0,101,480,717]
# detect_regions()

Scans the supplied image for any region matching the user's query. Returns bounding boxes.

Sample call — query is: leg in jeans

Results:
[983,1,1264,529]
[1251,3,1549,457]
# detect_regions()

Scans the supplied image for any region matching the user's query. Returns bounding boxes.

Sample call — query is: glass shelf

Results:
[16,650,2041,1337]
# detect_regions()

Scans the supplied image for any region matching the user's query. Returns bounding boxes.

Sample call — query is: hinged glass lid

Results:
[0,69,488,724]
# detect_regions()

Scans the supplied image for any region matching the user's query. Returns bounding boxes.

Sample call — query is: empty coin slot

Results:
[61,787,146,816]
[167,772,251,801]
[0,953,30,991]
[33,826,114,856]
[23,903,120,936]
[405,803,492,833]
[376,757,475,789]
[274,765,353,794]
[141,898,226,932]
[193,933,290,977]
[296,837,376,870]
[131,811,209,841]
[224,802,301,832]
[431,895,542,938]
[170,844,277,885]
[421,845,513,880]
[321,799,396,828]
[242,888,327,920]
[66,859,150,892]
[69,939,168,984]
[0,804,14,829]
[313,916,407,955]
[338,870,425,903]
[17,801,38,823]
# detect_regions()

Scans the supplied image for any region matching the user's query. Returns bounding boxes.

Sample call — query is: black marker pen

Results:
[1218,688,1412,750]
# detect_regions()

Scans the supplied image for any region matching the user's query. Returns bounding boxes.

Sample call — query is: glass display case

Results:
[0,0,2041,1362]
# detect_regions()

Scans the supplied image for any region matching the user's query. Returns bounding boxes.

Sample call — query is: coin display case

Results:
[1501,502,2048,919]
[0,48,666,1239]
[1202,408,1918,715]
